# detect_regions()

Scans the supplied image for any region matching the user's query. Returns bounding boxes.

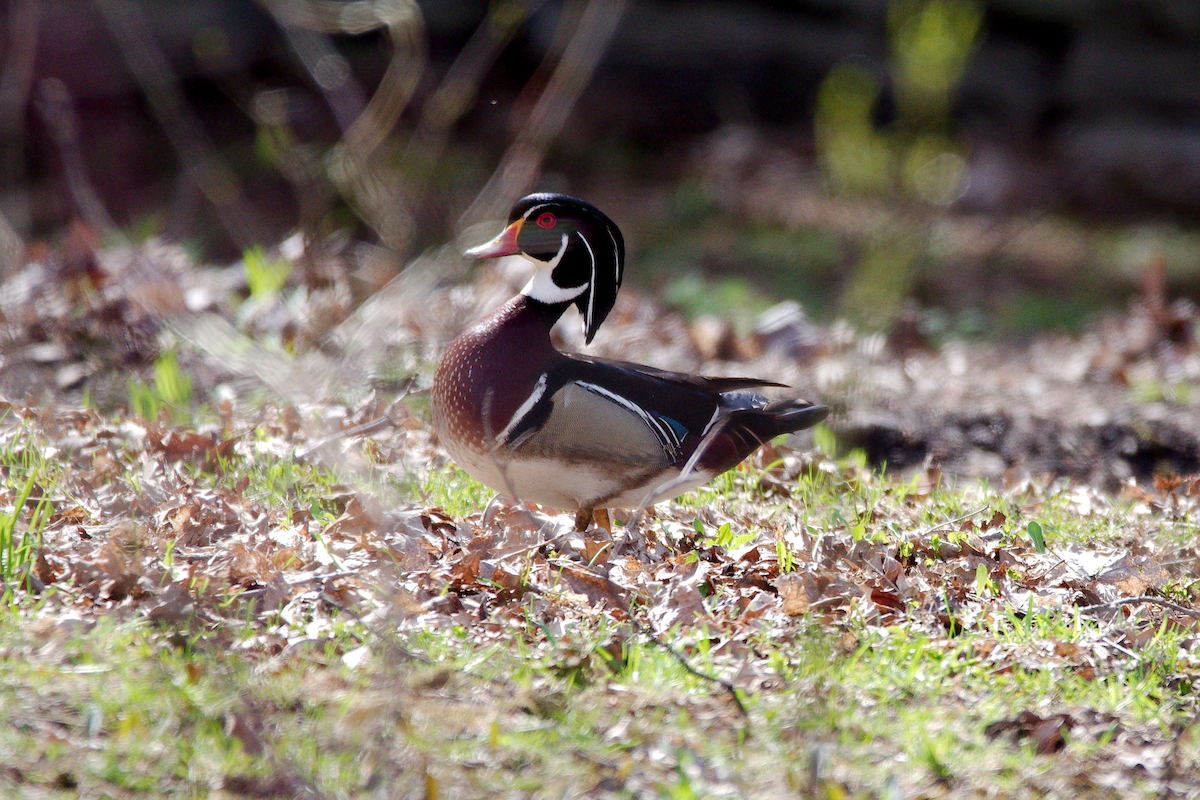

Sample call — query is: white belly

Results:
[447,440,716,511]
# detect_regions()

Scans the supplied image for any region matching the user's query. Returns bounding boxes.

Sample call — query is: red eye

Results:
[536,212,556,229]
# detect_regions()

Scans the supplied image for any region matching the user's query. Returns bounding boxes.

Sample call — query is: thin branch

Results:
[493,530,575,561]
[547,555,749,721]
[1098,636,1140,660]
[0,0,39,243]
[635,621,749,720]
[95,0,269,248]
[296,388,410,460]
[917,504,991,538]
[405,2,543,172]
[34,80,119,236]
[260,0,427,249]
[1078,596,1200,619]
[463,0,628,225]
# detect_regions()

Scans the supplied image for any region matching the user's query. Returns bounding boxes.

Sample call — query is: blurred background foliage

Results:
[5,0,1200,337]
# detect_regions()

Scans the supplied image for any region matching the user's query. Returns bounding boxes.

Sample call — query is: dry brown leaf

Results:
[774,573,808,616]
[555,563,628,611]
[583,536,612,567]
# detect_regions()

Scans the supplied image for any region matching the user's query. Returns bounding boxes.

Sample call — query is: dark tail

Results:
[758,399,829,438]
[697,400,828,475]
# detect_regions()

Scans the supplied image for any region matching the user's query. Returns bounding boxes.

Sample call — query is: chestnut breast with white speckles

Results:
[431,295,562,478]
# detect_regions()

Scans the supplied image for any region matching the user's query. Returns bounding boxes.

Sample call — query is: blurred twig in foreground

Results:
[464,0,628,227]
[95,0,271,250]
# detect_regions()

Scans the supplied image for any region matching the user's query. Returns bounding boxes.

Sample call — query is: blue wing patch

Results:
[651,413,687,452]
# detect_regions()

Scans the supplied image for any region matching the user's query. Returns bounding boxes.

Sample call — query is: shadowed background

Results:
[5,0,1200,336]
[3,0,1200,489]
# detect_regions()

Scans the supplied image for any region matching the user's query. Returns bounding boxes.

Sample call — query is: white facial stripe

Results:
[517,232,568,271]
[521,203,550,221]
[548,232,569,267]
[578,231,596,331]
[497,373,548,443]
[608,227,621,287]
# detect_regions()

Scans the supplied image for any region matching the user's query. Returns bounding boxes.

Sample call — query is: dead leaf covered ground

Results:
[1,236,1199,798]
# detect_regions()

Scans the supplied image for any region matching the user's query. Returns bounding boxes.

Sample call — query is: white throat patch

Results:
[520,232,589,304]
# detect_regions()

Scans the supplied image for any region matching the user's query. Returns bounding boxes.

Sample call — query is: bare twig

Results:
[636,621,749,720]
[1079,596,1200,619]
[261,0,427,250]
[493,530,576,561]
[547,555,749,721]
[918,504,991,538]
[34,80,119,236]
[1098,636,1140,660]
[95,0,269,248]
[463,0,628,225]
[0,0,39,248]
[296,387,410,460]
[405,2,543,176]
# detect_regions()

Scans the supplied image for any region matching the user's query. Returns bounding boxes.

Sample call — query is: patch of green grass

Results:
[242,246,293,300]
[3,570,1197,799]
[745,613,1196,794]
[6,388,1198,798]
[1129,376,1196,406]
[200,434,345,528]
[0,423,53,594]
[671,466,747,511]
[780,451,1142,562]
[420,465,493,517]
[0,610,385,797]
[381,607,1200,797]
[129,350,195,422]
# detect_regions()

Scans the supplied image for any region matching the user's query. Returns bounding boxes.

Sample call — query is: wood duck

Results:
[431,193,828,528]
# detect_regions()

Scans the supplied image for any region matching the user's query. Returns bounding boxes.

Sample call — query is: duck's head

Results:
[465,193,625,344]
